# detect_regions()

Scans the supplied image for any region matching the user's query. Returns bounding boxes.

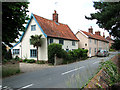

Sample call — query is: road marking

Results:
[93,61,100,64]
[18,84,33,90]
[61,66,85,75]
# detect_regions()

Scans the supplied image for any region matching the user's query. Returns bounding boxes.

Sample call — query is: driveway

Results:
[2,52,119,89]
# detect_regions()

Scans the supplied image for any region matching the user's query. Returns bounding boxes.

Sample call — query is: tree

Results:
[85,1,120,50]
[111,38,120,50]
[30,35,42,61]
[2,2,29,46]
[85,2,120,38]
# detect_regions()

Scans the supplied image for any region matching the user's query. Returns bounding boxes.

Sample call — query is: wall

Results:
[76,31,89,55]
[88,38,98,56]
[48,38,78,51]
[21,18,48,61]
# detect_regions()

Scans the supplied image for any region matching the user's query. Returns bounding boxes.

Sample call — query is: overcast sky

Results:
[28,0,110,37]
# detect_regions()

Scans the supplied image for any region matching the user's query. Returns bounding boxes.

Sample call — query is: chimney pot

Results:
[53,10,58,23]
[95,31,101,36]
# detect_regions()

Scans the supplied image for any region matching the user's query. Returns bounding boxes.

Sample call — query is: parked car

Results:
[96,50,109,57]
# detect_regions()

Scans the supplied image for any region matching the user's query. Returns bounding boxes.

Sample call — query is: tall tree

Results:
[30,35,42,61]
[2,2,29,46]
[85,2,120,39]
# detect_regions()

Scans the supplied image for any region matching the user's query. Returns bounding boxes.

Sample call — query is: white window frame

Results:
[31,25,36,31]
[30,49,37,58]
[72,41,75,46]
[13,49,19,55]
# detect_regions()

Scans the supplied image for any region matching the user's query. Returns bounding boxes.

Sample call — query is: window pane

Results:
[50,39,53,44]
[31,25,36,31]
[72,41,75,46]
[30,49,37,57]
[59,39,64,45]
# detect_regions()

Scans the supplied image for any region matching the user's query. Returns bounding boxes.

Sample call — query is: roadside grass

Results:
[66,63,97,88]
[2,62,20,77]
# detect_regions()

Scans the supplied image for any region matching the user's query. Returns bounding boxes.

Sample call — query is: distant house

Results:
[106,35,114,49]
[76,26,109,57]
[11,10,79,61]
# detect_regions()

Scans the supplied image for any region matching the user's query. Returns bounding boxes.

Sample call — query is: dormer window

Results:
[31,25,36,31]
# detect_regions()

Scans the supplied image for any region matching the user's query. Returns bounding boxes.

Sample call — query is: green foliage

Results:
[111,38,120,50]
[36,60,46,64]
[4,49,12,60]
[22,58,28,62]
[26,59,35,63]
[2,62,20,77]
[100,60,120,86]
[2,2,29,45]
[30,34,43,61]
[30,35,42,47]
[48,43,63,64]
[48,43,88,65]
[14,56,20,61]
[85,2,120,39]
[22,58,35,63]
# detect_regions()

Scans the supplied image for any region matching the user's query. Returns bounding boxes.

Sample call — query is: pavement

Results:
[2,51,119,89]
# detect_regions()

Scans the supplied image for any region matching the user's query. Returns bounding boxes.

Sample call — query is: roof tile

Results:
[33,14,79,41]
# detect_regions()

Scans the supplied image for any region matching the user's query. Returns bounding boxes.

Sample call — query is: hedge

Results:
[48,43,88,65]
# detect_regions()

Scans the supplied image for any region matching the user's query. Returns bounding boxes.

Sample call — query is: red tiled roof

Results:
[80,30,109,42]
[33,14,79,41]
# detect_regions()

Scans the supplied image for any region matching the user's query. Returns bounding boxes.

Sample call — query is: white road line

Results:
[93,61,100,64]
[18,84,33,90]
[61,66,85,75]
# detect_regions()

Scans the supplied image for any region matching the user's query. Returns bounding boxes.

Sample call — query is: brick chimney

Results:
[95,31,101,36]
[88,26,93,34]
[53,10,58,23]
[103,32,105,38]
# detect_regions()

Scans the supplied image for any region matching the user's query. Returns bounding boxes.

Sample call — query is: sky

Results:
[28,0,110,37]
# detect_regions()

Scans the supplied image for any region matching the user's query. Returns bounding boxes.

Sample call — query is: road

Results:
[2,52,119,89]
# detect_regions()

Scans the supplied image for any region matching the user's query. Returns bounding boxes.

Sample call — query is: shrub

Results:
[26,59,35,63]
[36,60,46,64]
[4,49,12,60]
[48,43,63,64]
[22,58,28,62]
[14,56,20,61]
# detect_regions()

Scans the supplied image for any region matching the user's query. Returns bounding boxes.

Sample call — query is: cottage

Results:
[76,26,109,57]
[11,10,79,61]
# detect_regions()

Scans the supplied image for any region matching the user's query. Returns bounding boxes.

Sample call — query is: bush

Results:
[48,43,63,64]
[4,49,12,60]
[22,58,28,62]
[26,59,35,63]
[36,60,46,64]
[48,43,88,65]
[14,56,20,61]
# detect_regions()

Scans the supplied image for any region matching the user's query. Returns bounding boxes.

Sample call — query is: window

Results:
[95,48,96,53]
[72,41,75,46]
[30,49,37,57]
[89,48,91,54]
[50,38,53,44]
[95,40,96,44]
[59,39,64,45]
[89,39,92,43]
[31,25,36,31]
[85,43,87,46]
[13,49,19,54]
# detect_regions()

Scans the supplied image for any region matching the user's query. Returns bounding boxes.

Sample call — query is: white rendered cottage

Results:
[11,11,79,61]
